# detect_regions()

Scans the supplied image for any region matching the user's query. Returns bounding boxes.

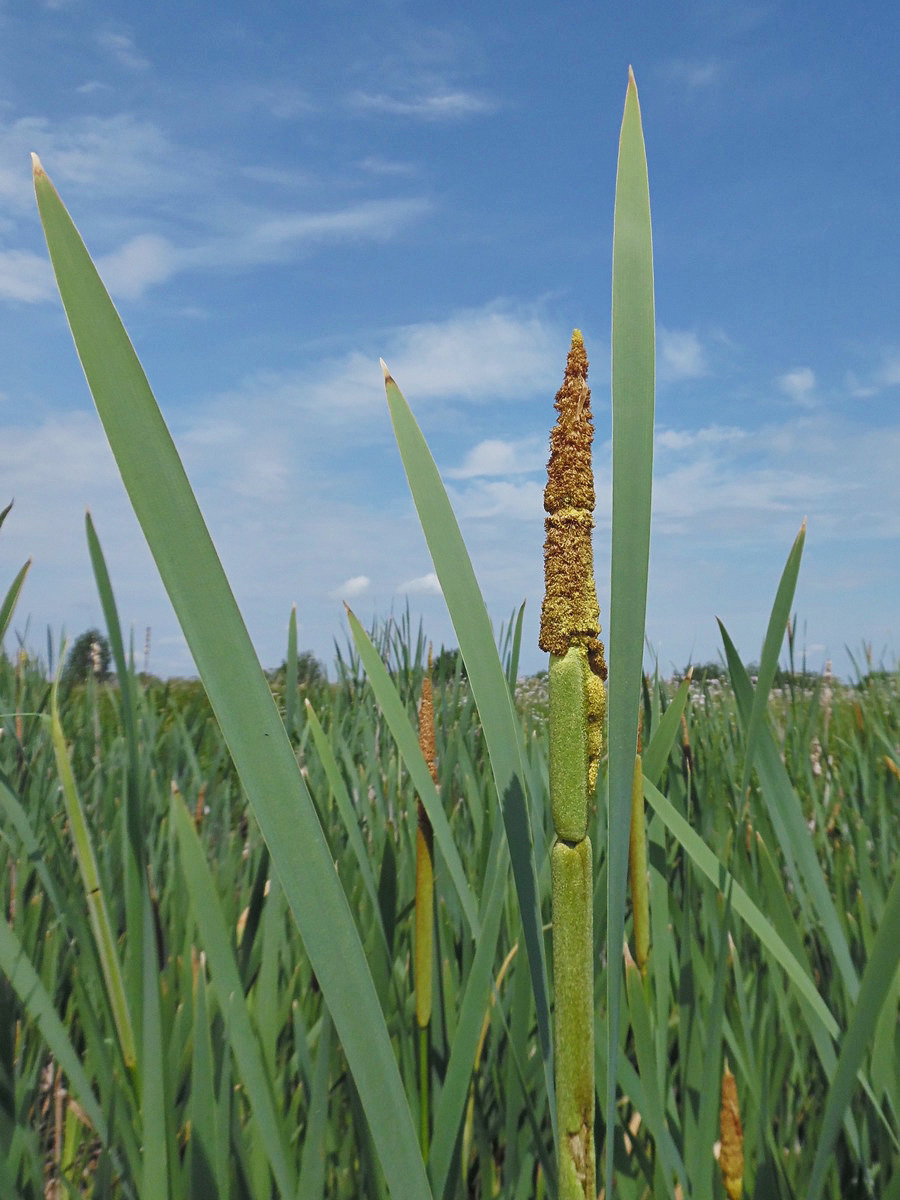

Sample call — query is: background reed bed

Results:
[1,609,898,1197]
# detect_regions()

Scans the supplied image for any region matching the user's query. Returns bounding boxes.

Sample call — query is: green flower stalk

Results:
[540,331,607,1200]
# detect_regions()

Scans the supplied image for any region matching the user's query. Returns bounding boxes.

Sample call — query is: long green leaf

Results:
[739,522,806,798]
[173,793,296,1198]
[33,157,430,1200]
[0,919,107,1142]
[642,776,839,1040]
[607,65,655,1196]
[719,620,859,1003]
[807,864,900,1200]
[50,677,137,1070]
[0,559,31,644]
[382,363,556,1141]
[347,606,480,937]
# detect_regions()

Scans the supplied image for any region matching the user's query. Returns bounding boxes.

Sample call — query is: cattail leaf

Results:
[382,362,556,1142]
[347,607,480,937]
[0,558,30,644]
[33,155,430,1200]
[807,863,900,1200]
[0,918,108,1142]
[607,65,655,1193]
[719,619,859,1003]
[739,521,806,798]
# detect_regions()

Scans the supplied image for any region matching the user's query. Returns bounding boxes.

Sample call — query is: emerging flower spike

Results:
[539,330,607,787]
[719,1060,744,1200]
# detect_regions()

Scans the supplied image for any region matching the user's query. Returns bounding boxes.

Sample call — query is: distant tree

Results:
[431,646,467,682]
[61,629,111,689]
[270,650,327,690]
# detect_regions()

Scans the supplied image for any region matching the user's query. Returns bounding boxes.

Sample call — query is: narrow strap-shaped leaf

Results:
[50,679,137,1071]
[34,157,431,1200]
[347,607,480,937]
[382,364,556,1140]
[719,620,859,1003]
[807,863,900,1200]
[642,673,691,787]
[0,918,107,1141]
[607,66,655,1196]
[173,794,296,1197]
[0,559,31,644]
[642,776,839,1040]
[297,1011,333,1200]
[739,522,806,798]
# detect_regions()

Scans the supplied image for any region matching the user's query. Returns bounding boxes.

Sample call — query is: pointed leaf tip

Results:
[628,64,636,86]
[380,358,394,386]
[31,152,44,178]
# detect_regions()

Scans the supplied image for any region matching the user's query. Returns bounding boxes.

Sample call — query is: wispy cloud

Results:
[330,575,370,599]
[299,305,566,423]
[0,250,54,303]
[663,58,723,89]
[658,327,710,382]
[96,30,150,72]
[445,437,545,479]
[348,89,492,120]
[396,572,442,595]
[96,234,179,299]
[778,366,816,407]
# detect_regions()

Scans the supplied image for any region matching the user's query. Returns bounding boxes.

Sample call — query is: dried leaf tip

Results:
[380,358,394,386]
[31,152,45,178]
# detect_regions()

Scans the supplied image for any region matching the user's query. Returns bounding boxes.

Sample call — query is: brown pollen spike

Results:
[539,331,607,682]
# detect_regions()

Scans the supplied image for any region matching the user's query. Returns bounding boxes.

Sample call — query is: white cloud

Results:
[0,250,54,303]
[446,437,545,479]
[778,366,816,406]
[96,30,150,72]
[348,90,492,120]
[664,59,723,89]
[658,328,709,383]
[331,575,370,599]
[396,572,442,595]
[96,234,179,299]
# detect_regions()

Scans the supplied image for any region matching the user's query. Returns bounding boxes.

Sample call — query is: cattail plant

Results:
[539,330,607,1200]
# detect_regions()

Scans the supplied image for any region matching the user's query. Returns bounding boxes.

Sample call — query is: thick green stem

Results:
[551,837,595,1199]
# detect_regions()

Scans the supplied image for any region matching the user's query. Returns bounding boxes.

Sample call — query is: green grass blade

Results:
[607,66,655,1195]
[303,697,383,927]
[719,620,859,1003]
[642,777,840,1041]
[428,844,508,1200]
[807,864,900,1200]
[140,889,169,1200]
[50,678,137,1071]
[297,1011,333,1200]
[173,793,296,1198]
[285,604,299,739]
[382,364,556,1140]
[0,559,31,644]
[624,952,684,1199]
[0,919,107,1142]
[84,511,145,1043]
[739,522,806,798]
[34,157,431,1200]
[347,607,480,937]
[642,674,691,787]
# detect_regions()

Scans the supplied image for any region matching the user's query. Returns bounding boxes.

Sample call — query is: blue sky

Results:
[0,2,897,680]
